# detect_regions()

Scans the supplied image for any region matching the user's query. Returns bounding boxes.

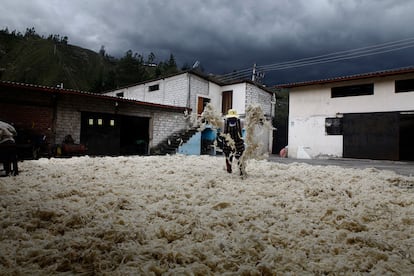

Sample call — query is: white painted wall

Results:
[104,73,274,154]
[288,74,414,158]
[104,74,189,107]
[221,83,246,115]
[209,82,222,112]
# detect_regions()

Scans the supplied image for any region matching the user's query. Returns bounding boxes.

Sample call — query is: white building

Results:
[104,70,275,154]
[277,67,414,161]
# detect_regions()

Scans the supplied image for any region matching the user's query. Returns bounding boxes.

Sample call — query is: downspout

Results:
[51,93,58,146]
[271,92,276,119]
[187,73,191,110]
[269,92,277,153]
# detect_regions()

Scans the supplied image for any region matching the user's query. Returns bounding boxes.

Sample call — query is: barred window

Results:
[325,117,342,135]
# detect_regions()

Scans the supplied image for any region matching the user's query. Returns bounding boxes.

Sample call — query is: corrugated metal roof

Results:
[0,80,190,112]
[275,66,414,89]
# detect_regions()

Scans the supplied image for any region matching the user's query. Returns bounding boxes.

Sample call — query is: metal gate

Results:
[81,112,120,156]
[80,112,150,156]
[343,112,399,160]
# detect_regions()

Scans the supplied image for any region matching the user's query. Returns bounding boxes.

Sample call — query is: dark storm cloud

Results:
[1,0,414,84]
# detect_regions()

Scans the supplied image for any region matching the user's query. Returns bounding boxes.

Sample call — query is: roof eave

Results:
[0,81,190,112]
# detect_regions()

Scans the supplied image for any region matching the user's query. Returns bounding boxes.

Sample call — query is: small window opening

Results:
[325,117,343,135]
[395,79,414,93]
[116,92,124,97]
[149,84,159,92]
[331,83,374,98]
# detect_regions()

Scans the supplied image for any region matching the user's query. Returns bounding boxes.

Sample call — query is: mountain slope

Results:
[0,30,180,92]
[0,32,115,91]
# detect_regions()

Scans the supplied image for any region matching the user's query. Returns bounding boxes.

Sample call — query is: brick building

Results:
[0,81,189,156]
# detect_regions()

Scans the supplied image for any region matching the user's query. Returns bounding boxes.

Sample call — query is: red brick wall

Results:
[1,86,55,142]
[0,102,54,138]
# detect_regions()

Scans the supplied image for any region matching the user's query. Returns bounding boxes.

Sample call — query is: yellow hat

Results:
[226,109,239,118]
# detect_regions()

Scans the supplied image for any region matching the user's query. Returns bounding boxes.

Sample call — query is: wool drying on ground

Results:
[0,155,413,275]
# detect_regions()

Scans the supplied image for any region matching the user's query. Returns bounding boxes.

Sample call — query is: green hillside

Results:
[0,28,179,92]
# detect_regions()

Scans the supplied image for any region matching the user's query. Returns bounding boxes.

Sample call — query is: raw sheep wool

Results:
[1,155,413,274]
[199,103,272,177]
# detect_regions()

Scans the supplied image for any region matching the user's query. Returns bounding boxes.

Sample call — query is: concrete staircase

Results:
[150,127,199,155]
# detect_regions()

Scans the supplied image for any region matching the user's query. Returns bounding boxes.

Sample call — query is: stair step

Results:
[151,127,199,155]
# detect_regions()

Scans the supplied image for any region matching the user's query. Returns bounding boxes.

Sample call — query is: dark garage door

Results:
[81,112,150,156]
[81,112,120,156]
[343,112,400,160]
[119,115,149,155]
[400,112,414,161]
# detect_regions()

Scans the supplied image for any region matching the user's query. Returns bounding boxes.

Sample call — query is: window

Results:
[325,117,342,135]
[395,78,414,93]
[148,84,159,92]
[116,92,124,97]
[97,119,103,126]
[331,83,374,98]
[110,119,115,127]
[222,90,233,114]
[88,118,94,126]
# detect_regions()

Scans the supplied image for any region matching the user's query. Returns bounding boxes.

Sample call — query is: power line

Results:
[258,38,414,71]
[216,37,414,82]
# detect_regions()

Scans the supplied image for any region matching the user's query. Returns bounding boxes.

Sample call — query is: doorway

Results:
[399,112,414,161]
[81,112,150,156]
[81,112,120,155]
[120,116,150,155]
[343,111,414,161]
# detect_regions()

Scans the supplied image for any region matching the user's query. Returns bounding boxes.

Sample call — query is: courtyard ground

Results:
[1,155,413,274]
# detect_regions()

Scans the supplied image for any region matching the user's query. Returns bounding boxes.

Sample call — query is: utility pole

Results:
[252,63,256,82]
[252,63,265,83]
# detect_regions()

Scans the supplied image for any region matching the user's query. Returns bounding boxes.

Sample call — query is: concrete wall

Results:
[209,82,222,114]
[189,74,209,111]
[105,73,190,107]
[221,83,246,115]
[245,83,273,117]
[288,73,414,158]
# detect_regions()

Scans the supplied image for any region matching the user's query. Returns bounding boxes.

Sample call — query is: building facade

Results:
[0,81,188,156]
[278,67,414,161]
[105,70,275,154]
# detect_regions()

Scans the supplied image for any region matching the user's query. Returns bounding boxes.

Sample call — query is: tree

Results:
[181,62,191,71]
[24,27,37,37]
[115,50,148,87]
[99,45,106,57]
[157,53,179,75]
[168,53,177,68]
[147,52,155,64]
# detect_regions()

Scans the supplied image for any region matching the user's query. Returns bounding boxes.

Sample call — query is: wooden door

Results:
[222,91,233,115]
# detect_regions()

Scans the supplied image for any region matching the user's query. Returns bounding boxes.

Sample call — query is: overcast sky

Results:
[1,0,414,85]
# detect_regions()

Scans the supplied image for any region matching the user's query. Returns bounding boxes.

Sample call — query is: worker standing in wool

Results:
[0,121,18,176]
[221,109,245,176]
